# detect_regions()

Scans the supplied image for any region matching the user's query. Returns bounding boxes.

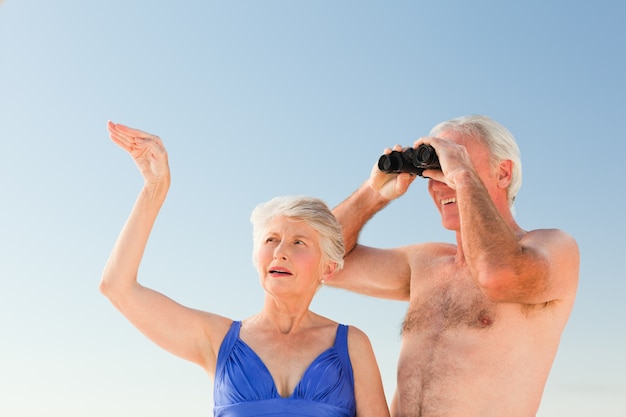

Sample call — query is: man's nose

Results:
[429,178,448,190]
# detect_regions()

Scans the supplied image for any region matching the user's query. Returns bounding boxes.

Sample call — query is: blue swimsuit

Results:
[213,321,356,417]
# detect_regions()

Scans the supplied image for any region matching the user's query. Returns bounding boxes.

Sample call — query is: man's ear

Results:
[497,160,513,189]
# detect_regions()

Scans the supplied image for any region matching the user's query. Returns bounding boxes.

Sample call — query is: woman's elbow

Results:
[99,272,132,300]
[99,275,115,299]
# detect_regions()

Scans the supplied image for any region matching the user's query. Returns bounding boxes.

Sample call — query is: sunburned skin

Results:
[330,117,579,417]
[391,244,571,417]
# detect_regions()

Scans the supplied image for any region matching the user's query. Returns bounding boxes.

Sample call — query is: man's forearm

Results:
[455,170,523,284]
[333,182,390,253]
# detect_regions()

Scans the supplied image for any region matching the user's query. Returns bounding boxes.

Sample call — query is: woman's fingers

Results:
[108,121,136,151]
[108,121,166,157]
[109,121,154,138]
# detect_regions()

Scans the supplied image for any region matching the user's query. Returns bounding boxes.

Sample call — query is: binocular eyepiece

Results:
[378,144,440,176]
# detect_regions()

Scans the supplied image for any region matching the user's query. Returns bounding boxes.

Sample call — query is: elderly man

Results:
[329,115,579,417]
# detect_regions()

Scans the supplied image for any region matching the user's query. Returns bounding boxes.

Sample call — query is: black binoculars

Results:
[377,144,440,176]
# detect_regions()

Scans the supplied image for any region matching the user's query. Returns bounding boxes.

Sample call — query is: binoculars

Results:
[377,144,440,176]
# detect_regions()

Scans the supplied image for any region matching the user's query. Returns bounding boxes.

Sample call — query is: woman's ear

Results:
[321,261,337,283]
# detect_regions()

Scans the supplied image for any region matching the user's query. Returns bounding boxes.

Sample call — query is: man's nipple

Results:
[478,313,494,327]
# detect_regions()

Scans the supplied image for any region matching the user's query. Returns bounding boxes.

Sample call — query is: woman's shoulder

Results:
[312,313,372,350]
[344,324,370,345]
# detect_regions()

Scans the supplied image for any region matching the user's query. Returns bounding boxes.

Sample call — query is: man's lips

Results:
[441,197,457,206]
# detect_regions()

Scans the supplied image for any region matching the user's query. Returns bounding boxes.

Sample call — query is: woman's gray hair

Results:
[250,195,345,270]
[430,115,522,208]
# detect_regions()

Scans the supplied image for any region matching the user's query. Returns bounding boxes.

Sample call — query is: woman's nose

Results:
[273,243,287,260]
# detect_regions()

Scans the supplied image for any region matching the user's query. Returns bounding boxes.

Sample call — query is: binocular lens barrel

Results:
[377,144,440,176]
[379,152,404,172]
[415,145,437,165]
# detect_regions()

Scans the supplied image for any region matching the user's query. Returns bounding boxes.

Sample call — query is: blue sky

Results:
[1,1,624,416]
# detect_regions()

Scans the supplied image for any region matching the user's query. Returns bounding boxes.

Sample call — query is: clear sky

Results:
[1,1,625,416]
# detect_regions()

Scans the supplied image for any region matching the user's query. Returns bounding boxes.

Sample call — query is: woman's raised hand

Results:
[108,121,170,186]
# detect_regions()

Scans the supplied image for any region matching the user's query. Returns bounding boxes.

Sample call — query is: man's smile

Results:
[441,197,457,206]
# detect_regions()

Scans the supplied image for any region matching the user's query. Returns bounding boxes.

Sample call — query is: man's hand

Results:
[415,137,477,190]
[368,145,417,201]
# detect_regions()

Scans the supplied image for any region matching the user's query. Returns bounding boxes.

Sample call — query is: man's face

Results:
[427,130,502,231]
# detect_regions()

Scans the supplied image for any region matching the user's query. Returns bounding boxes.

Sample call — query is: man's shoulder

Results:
[526,227,575,237]
[406,241,457,254]
[523,227,579,254]
[403,241,457,264]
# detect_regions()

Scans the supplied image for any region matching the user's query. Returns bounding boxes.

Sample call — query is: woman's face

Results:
[256,216,331,299]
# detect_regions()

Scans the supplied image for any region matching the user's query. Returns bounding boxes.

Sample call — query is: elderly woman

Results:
[100,122,390,417]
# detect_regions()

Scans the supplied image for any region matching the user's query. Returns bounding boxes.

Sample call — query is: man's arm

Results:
[328,243,415,300]
[333,149,417,253]
[455,168,579,305]
[332,181,391,254]
[329,155,417,299]
[423,132,580,305]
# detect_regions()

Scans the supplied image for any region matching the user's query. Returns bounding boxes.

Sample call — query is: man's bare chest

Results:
[402,267,498,334]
